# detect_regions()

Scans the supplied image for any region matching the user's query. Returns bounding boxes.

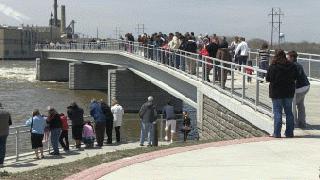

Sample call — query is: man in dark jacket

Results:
[90,99,106,147]
[101,100,114,145]
[139,96,157,146]
[287,51,310,128]
[185,37,198,73]
[266,49,298,138]
[47,107,62,155]
[0,103,12,167]
[67,102,84,149]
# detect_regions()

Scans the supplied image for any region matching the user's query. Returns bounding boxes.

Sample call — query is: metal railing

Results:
[35,40,320,131]
[36,40,274,116]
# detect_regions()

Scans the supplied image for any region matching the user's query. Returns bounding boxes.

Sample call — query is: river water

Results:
[1,60,145,156]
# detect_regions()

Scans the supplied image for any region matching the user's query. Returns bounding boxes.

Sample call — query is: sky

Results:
[0,0,319,42]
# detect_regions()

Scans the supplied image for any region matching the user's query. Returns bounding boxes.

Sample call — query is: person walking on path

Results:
[287,51,310,128]
[258,43,271,79]
[59,113,69,151]
[25,109,46,159]
[234,37,249,71]
[162,100,176,143]
[181,111,191,142]
[67,102,84,149]
[139,96,157,146]
[111,99,124,144]
[101,100,114,145]
[0,103,12,167]
[266,49,298,138]
[46,107,62,155]
[90,99,106,147]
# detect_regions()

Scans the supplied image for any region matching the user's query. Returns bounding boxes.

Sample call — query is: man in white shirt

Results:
[111,99,124,143]
[234,37,250,70]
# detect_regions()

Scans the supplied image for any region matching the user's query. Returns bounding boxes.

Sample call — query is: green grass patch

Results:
[2,140,216,180]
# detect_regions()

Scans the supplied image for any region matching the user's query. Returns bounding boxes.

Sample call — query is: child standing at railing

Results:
[246,60,254,83]
[59,113,69,151]
[181,111,191,142]
[82,120,95,148]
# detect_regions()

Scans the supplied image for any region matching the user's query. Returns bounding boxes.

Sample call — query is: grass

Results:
[0,139,216,180]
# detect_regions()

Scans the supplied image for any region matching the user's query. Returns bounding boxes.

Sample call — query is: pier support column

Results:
[36,57,70,81]
[108,69,183,113]
[69,62,115,90]
[197,90,204,139]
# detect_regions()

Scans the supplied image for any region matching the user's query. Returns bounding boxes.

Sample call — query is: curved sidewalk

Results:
[65,137,273,180]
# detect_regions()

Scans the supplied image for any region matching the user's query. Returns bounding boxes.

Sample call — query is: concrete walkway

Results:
[2,142,167,173]
[99,136,320,180]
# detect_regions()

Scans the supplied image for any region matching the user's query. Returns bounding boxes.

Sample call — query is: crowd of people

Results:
[0,32,312,167]
[0,97,192,166]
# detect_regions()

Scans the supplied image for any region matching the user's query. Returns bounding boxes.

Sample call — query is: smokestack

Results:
[61,5,66,33]
[54,0,58,26]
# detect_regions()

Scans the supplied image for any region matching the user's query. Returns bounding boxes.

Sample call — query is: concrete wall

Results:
[108,69,183,113]
[69,62,113,90]
[36,57,69,81]
[200,95,266,140]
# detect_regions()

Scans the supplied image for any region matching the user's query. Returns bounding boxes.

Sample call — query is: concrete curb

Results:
[65,137,274,180]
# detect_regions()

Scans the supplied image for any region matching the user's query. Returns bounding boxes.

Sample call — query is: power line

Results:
[113,27,122,39]
[135,24,146,35]
[269,7,284,48]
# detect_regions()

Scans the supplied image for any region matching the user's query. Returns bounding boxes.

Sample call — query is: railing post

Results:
[220,62,224,88]
[212,59,216,85]
[231,63,235,95]
[308,55,311,78]
[255,68,260,110]
[242,66,246,104]
[160,115,163,141]
[15,127,20,161]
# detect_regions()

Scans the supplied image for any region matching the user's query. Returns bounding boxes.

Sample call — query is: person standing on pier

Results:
[26,109,46,159]
[287,51,310,128]
[139,96,157,146]
[266,49,298,138]
[0,103,12,167]
[101,100,114,145]
[90,99,106,147]
[111,99,124,144]
[46,107,62,155]
[67,102,84,149]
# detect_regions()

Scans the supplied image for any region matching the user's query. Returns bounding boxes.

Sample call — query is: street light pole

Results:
[50,12,53,42]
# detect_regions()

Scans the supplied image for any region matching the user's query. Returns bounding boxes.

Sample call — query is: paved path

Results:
[2,142,168,173]
[98,135,320,180]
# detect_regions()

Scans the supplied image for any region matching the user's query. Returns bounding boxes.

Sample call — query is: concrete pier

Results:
[36,58,70,81]
[108,69,183,113]
[69,62,114,90]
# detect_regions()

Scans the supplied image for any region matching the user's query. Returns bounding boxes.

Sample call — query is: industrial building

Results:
[0,0,73,60]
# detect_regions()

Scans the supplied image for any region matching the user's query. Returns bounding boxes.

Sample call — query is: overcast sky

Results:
[0,0,319,42]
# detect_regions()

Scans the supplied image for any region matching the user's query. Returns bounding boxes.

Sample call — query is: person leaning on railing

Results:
[287,51,310,129]
[266,49,298,138]
[67,102,84,149]
[25,109,46,159]
[0,103,12,168]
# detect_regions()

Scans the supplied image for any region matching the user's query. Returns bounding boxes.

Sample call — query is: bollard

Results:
[152,121,158,147]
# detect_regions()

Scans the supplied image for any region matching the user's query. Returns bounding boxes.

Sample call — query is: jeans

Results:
[59,130,69,150]
[95,122,106,147]
[106,120,113,144]
[140,121,153,145]
[258,60,269,78]
[115,126,121,142]
[50,128,61,154]
[272,98,294,137]
[0,135,8,164]
[294,88,310,128]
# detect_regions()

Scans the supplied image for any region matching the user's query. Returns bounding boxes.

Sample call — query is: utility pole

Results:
[136,24,146,35]
[96,27,99,39]
[113,27,122,39]
[269,7,284,48]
